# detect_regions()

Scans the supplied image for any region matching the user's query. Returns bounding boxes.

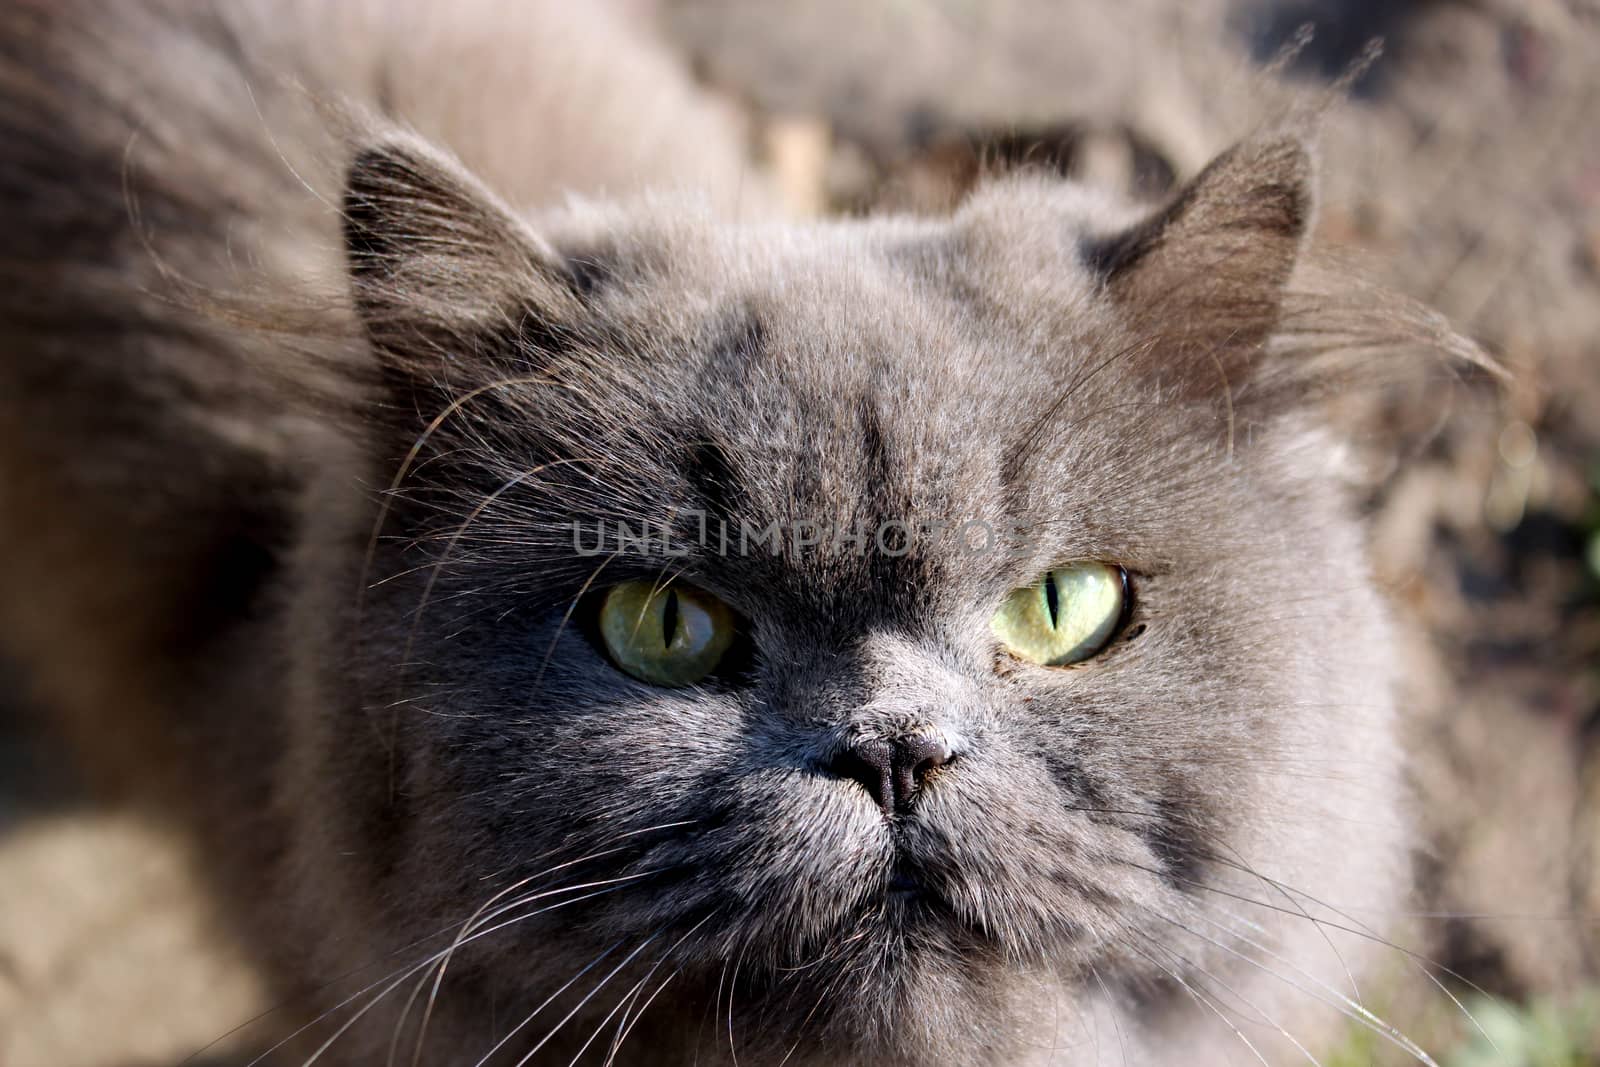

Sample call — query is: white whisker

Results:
[498,931,664,1067]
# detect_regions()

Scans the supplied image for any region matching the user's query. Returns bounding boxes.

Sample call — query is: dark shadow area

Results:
[0,659,85,833]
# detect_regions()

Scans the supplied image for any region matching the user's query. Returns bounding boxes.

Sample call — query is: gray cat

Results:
[0,2,1451,1064]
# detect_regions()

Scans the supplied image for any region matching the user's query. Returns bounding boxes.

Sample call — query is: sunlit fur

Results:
[0,3,1470,1065]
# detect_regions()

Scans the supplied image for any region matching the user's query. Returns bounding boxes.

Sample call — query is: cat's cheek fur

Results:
[1140,421,1411,1066]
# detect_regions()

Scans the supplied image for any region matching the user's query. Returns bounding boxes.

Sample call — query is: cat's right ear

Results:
[341,134,583,397]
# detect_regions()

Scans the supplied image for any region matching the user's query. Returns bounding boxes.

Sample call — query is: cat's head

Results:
[287,131,1408,1064]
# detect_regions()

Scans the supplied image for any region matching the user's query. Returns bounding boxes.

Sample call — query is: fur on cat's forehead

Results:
[476,188,1181,507]
[509,189,1137,496]
[532,176,1138,337]
[506,177,1239,476]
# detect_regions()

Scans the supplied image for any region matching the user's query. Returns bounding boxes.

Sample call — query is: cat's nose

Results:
[829,734,950,815]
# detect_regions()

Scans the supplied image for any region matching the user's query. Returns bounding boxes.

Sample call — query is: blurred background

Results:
[1,1,1597,1063]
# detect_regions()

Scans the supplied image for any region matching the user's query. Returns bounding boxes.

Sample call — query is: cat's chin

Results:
[678,926,1076,1067]
[577,876,1086,1064]
[875,864,1036,945]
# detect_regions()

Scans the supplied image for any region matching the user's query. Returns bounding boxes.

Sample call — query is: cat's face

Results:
[286,135,1405,1064]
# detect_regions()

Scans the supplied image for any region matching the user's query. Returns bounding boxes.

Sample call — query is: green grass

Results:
[1326,989,1600,1067]
[1448,992,1600,1067]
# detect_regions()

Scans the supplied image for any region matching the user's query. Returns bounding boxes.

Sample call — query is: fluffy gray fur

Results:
[0,2,1432,1064]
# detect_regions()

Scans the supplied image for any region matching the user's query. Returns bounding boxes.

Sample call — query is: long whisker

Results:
[1120,855,1497,1036]
[183,825,684,1065]
[602,910,721,1067]
[1194,856,1497,1049]
[1087,962,1131,1067]
[388,868,668,1067]
[1198,839,1363,1006]
[460,937,626,1067]
[566,912,718,1067]
[712,958,731,1059]
[395,825,698,1066]
[1120,936,1272,1066]
[473,818,701,888]
[256,881,636,1067]
[1133,924,1324,1066]
[499,931,665,1067]
[566,972,658,1067]
[1155,907,1439,1065]
[726,934,752,1067]
[605,969,682,1067]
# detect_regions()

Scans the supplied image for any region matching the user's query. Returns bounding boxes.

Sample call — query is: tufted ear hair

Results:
[341,133,586,398]
[1084,136,1313,381]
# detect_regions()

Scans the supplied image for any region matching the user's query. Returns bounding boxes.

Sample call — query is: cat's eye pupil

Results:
[989,562,1126,668]
[597,580,736,687]
[662,587,680,648]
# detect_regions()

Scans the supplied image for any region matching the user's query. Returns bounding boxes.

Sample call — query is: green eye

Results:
[991,562,1127,667]
[598,580,736,687]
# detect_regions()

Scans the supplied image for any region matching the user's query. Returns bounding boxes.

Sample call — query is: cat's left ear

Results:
[341,134,584,392]
[1085,136,1312,374]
